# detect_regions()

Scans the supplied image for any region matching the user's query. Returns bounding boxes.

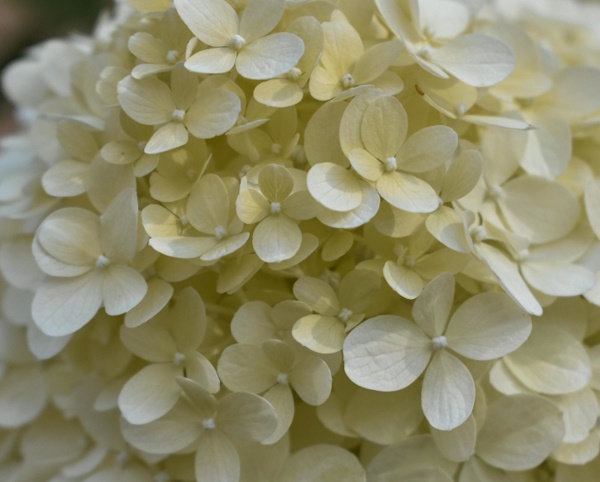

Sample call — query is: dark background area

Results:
[0,0,112,134]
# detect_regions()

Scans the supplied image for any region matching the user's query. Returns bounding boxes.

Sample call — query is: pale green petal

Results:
[430,415,476,463]
[476,394,565,471]
[504,323,591,395]
[279,445,366,482]
[262,383,294,444]
[290,355,332,406]
[239,0,285,42]
[195,431,240,482]
[100,188,138,264]
[344,384,422,445]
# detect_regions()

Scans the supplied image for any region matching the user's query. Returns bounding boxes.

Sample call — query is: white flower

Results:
[175,0,305,80]
[343,273,532,430]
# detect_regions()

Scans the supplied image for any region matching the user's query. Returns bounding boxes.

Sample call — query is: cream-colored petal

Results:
[343,315,432,392]
[398,126,458,173]
[238,0,285,43]
[187,174,229,234]
[377,171,440,213]
[254,79,303,108]
[236,33,305,80]
[445,292,532,360]
[41,160,88,197]
[292,277,339,315]
[262,383,294,444]
[118,363,181,425]
[217,391,277,442]
[422,349,475,431]
[412,272,454,338]
[174,0,238,47]
[429,34,515,88]
[145,122,189,155]
[32,272,103,337]
[186,87,241,139]
[431,415,476,463]
[217,343,277,393]
[101,264,147,316]
[117,75,174,125]
[124,278,173,328]
[100,188,138,264]
[252,215,302,263]
[498,175,579,244]
[383,262,423,300]
[292,314,346,355]
[360,95,408,160]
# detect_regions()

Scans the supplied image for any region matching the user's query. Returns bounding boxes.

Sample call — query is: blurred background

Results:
[0,0,113,135]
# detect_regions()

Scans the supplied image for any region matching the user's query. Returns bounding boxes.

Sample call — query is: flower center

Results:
[96,254,110,269]
[384,157,398,172]
[456,103,468,116]
[230,34,246,51]
[341,73,355,89]
[337,308,353,323]
[404,255,416,268]
[179,214,189,228]
[154,472,170,482]
[171,109,186,122]
[202,418,216,430]
[173,352,186,367]
[116,450,130,467]
[166,50,179,64]
[214,225,227,240]
[287,67,302,81]
[488,185,504,200]
[432,335,448,350]
[137,141,147,152]
[271,143,281,155]
[471,225,488,243]
[276,373,288,385]
[418,45,433,59]
[270,202,281,214]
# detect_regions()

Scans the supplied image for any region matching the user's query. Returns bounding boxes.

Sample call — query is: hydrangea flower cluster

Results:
[1,0,600,480]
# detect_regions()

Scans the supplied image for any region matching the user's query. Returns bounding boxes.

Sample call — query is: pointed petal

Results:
[102,264,147,316]
[412,272,454,338]
[360,95,408,160]
[174,0,238,47]
[145,122,189,155]
[292,314,346,354]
